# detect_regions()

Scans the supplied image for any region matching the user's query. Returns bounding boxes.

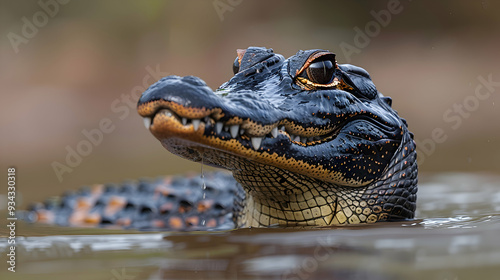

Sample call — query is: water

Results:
[1,173,499,280]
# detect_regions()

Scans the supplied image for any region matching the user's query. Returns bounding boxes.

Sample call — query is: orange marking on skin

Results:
[206,219,217,228]
[281,120,334,138]
[109,196,126,207]
[36,210,54,223]
[169,217,183,229]
[84,213,101,224]
[197,200,213,212]
[116,218,131,227]
[138,100,221,120]
[155,185,172,196]
[104,196,126,216]
[152,220,165,228]
[160,202,174,214]
[179,202,194,213]
[185,216,199,226]
[76,198,92,209]
[69,209,88,224]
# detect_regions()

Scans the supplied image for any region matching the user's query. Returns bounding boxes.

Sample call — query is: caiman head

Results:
[137,47,418,227]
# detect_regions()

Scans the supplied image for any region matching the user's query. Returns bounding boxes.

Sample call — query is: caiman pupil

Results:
[27,47,418,230]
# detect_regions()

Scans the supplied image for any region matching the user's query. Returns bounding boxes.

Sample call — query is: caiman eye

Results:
[304,59,335,84]
[295,52,340,89]
[232,57,240,74]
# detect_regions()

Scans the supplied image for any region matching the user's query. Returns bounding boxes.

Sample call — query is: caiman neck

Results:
[231,164,378,228]
[231,131,418,228]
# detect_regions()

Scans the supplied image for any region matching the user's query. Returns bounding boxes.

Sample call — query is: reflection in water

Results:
[1,173,500,280]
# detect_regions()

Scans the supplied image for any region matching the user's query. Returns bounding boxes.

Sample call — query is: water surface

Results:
[1,173,499,280]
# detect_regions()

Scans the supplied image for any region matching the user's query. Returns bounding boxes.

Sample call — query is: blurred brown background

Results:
[0,0,499,207]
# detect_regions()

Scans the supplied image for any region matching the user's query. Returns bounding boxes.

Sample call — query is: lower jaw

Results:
[150,114,373,187]
[160,137,382,228]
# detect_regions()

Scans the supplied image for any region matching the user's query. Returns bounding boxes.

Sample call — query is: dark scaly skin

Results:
[27,173,243,230]
[27,47,417,230]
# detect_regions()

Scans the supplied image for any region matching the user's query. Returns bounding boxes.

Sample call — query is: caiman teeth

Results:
[251,137,263,150]
[285,130,334,145]
[230,125,240,138]
[152,107,337,147]
[143,117,151,130]
[216,122,223,134]
[271,127,278,138]
[192,119,201,131]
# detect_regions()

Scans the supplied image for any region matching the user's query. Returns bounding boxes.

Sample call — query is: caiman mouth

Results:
[141,102,344,150]
[137,96,395,187]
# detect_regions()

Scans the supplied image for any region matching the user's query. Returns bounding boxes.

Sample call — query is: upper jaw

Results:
[136,74,360,150]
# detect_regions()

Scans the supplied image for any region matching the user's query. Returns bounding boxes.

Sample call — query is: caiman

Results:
[27,47,418,230]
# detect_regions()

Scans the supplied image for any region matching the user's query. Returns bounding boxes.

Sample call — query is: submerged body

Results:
[28,47,417,230]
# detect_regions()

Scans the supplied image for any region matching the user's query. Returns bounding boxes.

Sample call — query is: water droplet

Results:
[200,157,207,220]
[200,157,205,179]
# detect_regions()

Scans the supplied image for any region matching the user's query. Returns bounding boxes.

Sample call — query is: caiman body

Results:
[28,47,418,230]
